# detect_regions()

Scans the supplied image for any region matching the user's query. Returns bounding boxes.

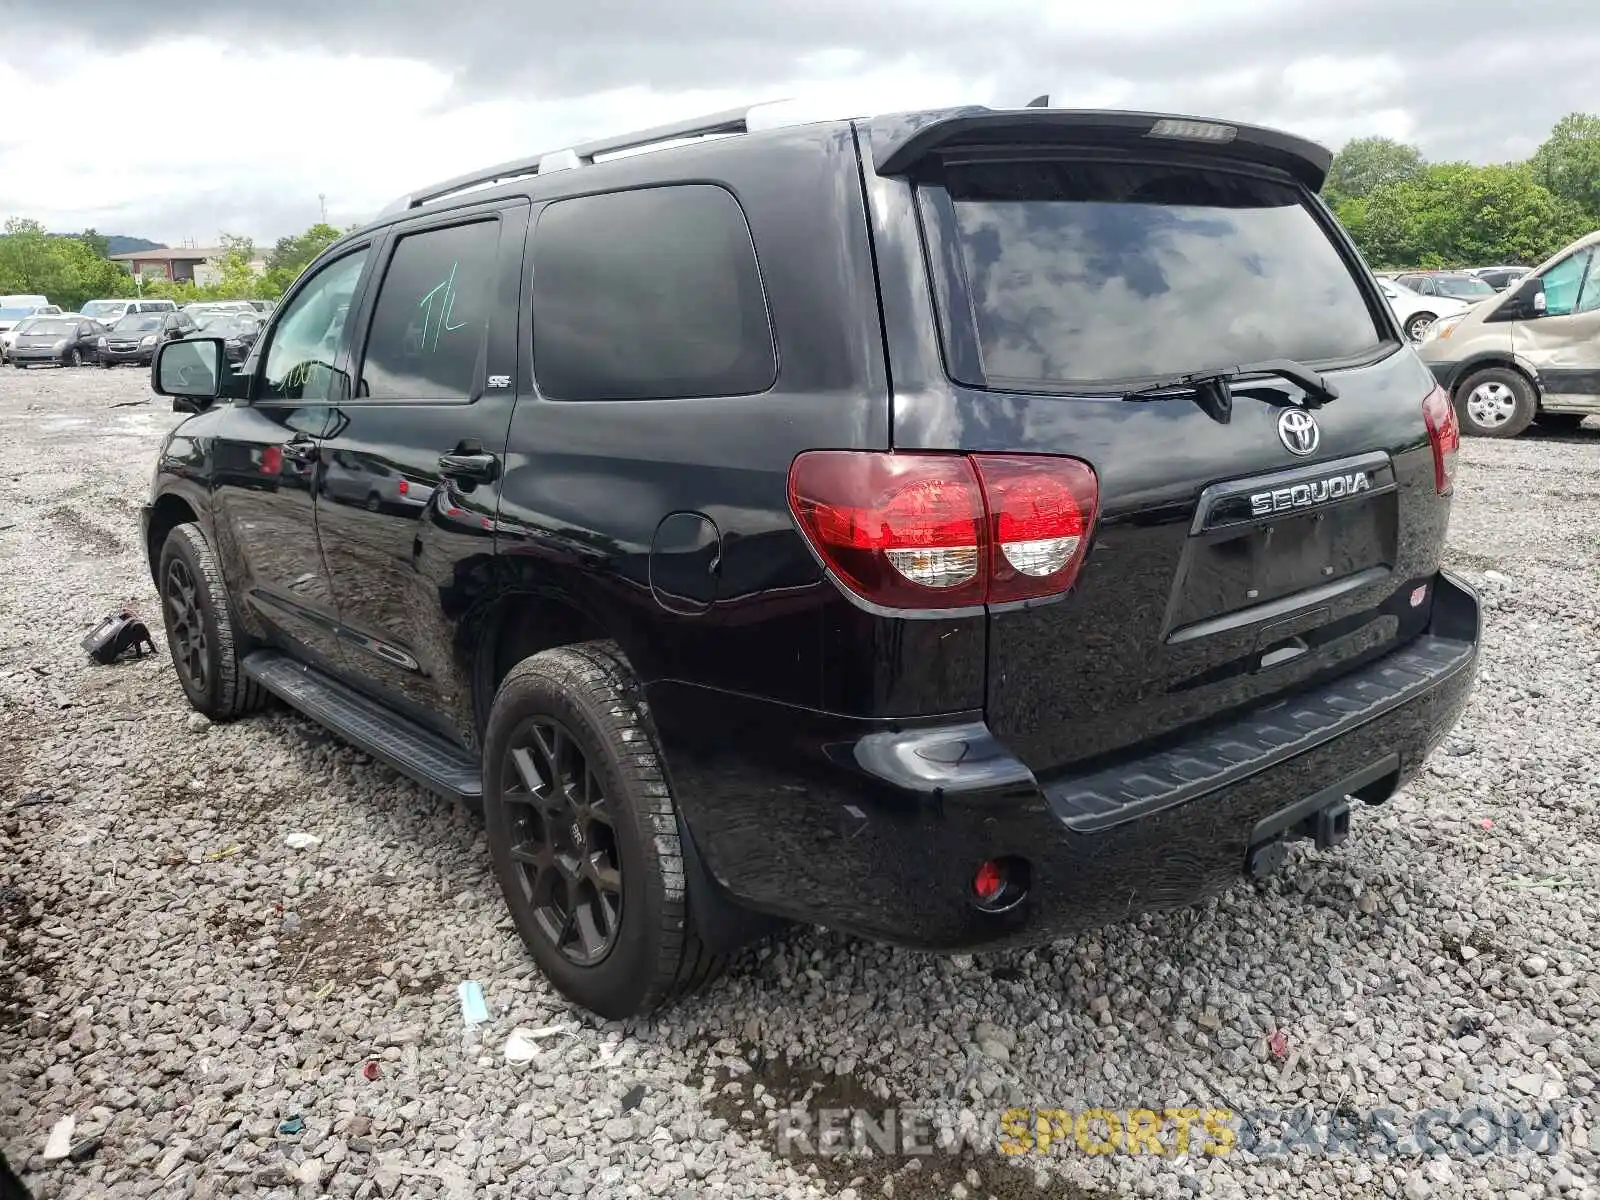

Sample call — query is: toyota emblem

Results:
[1277,408,1321,457]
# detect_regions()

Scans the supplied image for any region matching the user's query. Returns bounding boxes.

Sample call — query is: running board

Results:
[242,651,482,801]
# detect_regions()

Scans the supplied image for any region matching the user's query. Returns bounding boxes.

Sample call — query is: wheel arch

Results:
[469,590,614,738]
[1446,352,1542,401]
[145,490,202,581]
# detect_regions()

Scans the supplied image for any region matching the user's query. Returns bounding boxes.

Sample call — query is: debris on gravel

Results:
[2,369,1598,1199]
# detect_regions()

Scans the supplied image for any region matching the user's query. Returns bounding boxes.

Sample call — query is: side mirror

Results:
[153,337,225,406]
[1513,274,1546,317]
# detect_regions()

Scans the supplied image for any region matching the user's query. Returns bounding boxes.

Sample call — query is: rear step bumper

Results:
[656,570,1479,951]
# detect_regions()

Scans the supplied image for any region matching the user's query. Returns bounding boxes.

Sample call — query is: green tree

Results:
[1323,137,1424,204]
[263,222,342,295]
[0,218,134,310]
[1340,163,1588,268]
[1530,112,1600,219]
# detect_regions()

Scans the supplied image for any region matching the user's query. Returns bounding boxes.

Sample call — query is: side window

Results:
[358,220,499,402]
[1573,251,1600,315]
[261,249,369,403]
[1540,251,1589,318]
[531,184,775,401]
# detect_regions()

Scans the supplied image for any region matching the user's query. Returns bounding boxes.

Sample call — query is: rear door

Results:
[1515,245,1600,409]
[867,126,1450,775]
[316,201,528,747]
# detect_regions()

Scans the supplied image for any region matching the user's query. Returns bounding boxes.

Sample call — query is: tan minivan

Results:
[1416,228,1600,436]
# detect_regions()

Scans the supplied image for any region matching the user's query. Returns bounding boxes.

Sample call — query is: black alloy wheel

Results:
[164,556,210,695]
[500,717,624,966]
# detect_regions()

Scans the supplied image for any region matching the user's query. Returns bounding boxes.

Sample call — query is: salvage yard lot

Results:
[1,367,1598,1200]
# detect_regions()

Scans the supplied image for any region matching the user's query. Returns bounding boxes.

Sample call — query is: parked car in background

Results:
[79,298,178,326]
[1417,228,1600,436]
[181,301,258,323]
[247,299,276,314]
[1378,278,1471,343]
[1470,266,1530,292]
[7,315,107,368]
[1393,272,1498,303]
[189,310,264,362]
[0,300,63,356]
[98,310,201,367]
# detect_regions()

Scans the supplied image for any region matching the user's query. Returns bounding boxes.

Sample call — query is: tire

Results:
[364,493,381,512]
[1538,412,1588,432]
[482,641,725,1018]
[157,523,267,720]
[66,348,83,367]
[1404,312,1437,342]
[98,359,112,369]
[1455,367,1536,438]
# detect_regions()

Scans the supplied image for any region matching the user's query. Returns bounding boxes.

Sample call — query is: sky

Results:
[1,0,1594,246]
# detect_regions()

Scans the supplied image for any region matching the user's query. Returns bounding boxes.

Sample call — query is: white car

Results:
[1378,278,1471,343]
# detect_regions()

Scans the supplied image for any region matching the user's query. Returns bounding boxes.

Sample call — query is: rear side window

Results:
[531,184,775,401]
[931,160,1384,389]
[360,219,499,401]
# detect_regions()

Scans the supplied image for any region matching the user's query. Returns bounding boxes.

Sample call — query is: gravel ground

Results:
[1,365,1598,1200]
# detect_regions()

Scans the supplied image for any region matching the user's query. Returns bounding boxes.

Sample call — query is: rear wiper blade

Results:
[1122,358,1339,423]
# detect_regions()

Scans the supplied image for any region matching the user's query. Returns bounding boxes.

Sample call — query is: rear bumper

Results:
[655,570,1480,950]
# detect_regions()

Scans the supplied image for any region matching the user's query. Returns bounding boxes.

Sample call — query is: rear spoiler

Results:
[864,107,1334,192]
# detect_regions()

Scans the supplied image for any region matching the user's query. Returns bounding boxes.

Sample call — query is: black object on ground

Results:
[81,611,155,665]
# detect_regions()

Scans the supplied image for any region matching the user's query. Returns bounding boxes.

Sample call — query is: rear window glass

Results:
[937,160,1383,389]
[531,184,775,401]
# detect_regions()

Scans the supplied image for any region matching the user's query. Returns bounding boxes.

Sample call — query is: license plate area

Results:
[1163,451,1398,640]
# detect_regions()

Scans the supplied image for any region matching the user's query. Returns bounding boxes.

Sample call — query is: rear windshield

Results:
[81,301,124,318]
[936,160,1384,389]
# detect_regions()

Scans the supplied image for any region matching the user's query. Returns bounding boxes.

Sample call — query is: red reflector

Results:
[1422,385,1459,496]
[973,860,1004,901]
[787,451,1099,611]
[260,445,282,475]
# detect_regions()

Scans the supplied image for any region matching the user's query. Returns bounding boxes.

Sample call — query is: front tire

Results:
[66,348,83,367]
[158,523,267,720]
[1455,367,1536,438]
[482,641,725,1018]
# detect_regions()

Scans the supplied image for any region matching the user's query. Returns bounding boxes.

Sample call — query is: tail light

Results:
[397,478,410,496]
[787,451,1099,610]
[1421,385,1459,495]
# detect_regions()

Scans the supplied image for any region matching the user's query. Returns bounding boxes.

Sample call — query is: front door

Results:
[209,245,374,673]
[1516,244,1600,411]
[316,203,528,746]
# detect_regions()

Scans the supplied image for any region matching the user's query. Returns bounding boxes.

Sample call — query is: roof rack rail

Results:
[377,100,789,218]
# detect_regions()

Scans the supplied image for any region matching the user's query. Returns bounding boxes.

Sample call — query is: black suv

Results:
[143,103,1480,1019]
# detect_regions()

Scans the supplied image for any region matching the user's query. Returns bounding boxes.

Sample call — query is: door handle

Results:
[282,436,318,464]
[438,449,499,483]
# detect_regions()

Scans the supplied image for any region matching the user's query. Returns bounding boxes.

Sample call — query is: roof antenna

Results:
[1025,94,1050,108]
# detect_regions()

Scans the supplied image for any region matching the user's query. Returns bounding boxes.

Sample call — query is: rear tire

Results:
[482,641,726,1018]
[1455,367,1536,438]
[158,523,267,720]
